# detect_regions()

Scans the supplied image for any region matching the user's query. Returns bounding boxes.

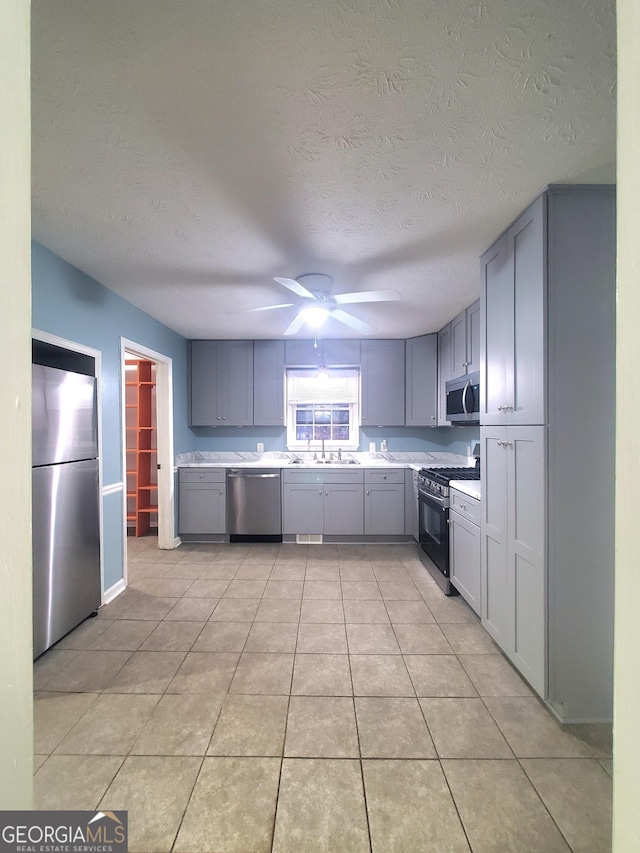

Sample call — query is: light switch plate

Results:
[369,442,376,452]
[257,442,264,452]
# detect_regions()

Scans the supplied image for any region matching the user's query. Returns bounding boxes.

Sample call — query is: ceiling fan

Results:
[243,274,400,335]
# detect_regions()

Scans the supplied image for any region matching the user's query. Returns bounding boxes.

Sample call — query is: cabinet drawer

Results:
[282,469,324,485]
[364,468,405,485]
[179,468,225,484]
[450,488,481,525]
[321,470,363,484]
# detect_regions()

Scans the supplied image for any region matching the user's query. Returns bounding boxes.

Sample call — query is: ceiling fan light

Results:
[299,306,330,328]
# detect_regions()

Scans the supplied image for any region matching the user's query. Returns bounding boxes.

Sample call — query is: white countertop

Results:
[176,450,476,473]
[450,480,481,500]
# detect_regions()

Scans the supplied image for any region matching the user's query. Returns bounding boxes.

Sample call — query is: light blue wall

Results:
[32,242,192,589]
[191,425,479,455]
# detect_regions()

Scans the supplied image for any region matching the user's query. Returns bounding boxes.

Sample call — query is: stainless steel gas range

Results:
[417,464,480,594]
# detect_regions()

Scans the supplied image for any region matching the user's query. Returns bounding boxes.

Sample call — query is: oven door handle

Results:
[418,488,447,509]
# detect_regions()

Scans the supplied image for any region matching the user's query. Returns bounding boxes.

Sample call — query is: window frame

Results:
[285,368,360,452]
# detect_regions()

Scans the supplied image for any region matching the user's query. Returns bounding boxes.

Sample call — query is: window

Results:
[286,368,360,451]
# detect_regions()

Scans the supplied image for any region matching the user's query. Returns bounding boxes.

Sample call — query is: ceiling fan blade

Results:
[333,289,400,304]
[274,277,316,299]
[330,308,376,335]
[283,313,307,335]
[241,302,296,313]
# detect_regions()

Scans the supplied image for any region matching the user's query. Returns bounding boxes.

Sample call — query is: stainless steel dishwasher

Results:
[226,468,282,541]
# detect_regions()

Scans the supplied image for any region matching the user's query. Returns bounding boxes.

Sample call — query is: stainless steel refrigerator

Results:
[32,364,101,657]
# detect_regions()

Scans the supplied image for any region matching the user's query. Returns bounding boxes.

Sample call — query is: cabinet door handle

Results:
[325,491,328,496]
[199,473,205,479]
[382,474,387,480]
[366,490,370,496]
[318,491,322,495]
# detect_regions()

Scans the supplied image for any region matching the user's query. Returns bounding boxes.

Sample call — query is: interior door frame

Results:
[120,338,176,555]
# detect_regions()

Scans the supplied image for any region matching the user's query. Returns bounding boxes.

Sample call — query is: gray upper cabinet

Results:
[465,300,481,374]
[284,339,360,367]
[253,340,284,426]
[450,310,467,379]
[480,197,545,425]
[405,334,438,426]
[437,323,452,425]
[451,299,481,378]
[360,340,405,426]
[190,340,253,426]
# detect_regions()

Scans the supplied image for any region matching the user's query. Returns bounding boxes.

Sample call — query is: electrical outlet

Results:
[380,440,388,452]
[257,442,264,453]
[369,442,376,452]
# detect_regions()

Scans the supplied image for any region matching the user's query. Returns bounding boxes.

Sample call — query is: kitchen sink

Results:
[289,458,359,465]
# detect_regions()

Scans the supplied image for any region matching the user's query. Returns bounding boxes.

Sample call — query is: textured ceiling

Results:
[31,0,616,340]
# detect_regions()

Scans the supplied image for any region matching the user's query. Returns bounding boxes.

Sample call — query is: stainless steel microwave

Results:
[445,371,480,424]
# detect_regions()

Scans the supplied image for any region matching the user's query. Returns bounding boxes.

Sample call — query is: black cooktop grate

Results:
[419,467,480,485]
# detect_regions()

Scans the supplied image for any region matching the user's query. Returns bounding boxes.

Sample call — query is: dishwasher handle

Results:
[227,470,280,478]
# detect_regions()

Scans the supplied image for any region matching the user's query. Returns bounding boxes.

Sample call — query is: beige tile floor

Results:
[34,538,613,852]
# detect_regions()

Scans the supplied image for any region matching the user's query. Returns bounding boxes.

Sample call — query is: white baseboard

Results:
[103,577,126,604]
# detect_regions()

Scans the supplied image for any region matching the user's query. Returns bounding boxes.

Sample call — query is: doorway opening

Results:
[120,340,176,571]
[125,357,157,537]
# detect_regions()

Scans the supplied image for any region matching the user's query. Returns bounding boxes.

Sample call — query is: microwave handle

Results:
[462,380,471,418]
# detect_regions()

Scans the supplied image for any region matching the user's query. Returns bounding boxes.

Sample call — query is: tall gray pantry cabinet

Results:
[479,185,615,723]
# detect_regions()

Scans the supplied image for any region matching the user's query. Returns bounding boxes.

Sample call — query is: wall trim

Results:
[103,577,126,605]
[103,481,124,497]
[120,338,176,578]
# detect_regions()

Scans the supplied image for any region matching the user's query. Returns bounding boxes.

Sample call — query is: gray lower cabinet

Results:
[190,340,253,426]
[405,334,438,426]
[364,469,405,535]
[282,483,324,534]
[178,469,226,535]
[404,468,419,540]
[480,426,545,696]
[282,469,363,535]
[253,340,285,426]
[323,483,364,535]
[449,488,481,615]
[360,340,405,426]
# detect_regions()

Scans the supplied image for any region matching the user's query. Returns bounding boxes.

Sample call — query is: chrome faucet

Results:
[321,438,326,459]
